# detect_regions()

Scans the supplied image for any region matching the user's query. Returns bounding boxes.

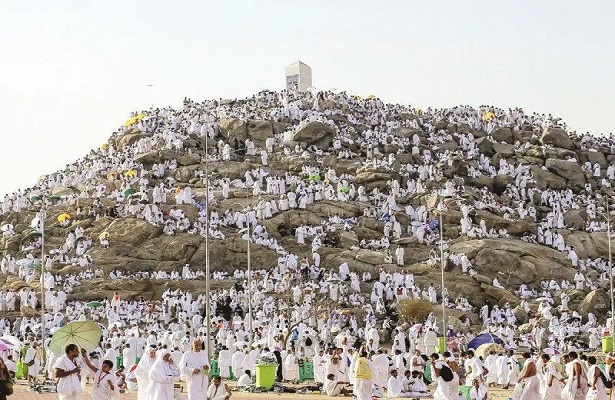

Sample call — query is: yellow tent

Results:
[57,213,71,222]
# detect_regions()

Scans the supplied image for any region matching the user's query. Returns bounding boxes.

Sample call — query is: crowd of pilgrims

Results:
[1,88,615,399]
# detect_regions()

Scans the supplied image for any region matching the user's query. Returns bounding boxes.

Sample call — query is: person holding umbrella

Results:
[81,348,119,400]
[53,344,82,400]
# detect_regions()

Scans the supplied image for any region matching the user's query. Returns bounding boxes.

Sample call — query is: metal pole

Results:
[440,211,446,351]
[247,221,253,345]
[608,201,614,340]
[40,195,46,365]
[204,135,212,359]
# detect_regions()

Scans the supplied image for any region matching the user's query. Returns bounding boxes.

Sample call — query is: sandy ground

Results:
[12,380,516,400]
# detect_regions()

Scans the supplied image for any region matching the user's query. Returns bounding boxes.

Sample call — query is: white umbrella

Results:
[0,336,21,348]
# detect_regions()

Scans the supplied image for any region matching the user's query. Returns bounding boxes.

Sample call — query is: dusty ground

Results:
[12,380,515,399]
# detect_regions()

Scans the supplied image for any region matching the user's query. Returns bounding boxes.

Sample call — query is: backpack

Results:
[440,364,454,382]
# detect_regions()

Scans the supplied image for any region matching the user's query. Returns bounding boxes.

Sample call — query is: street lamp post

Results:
[596,201,615,341]
[608,201,615,340]
[40,195,46,365]
[439,210,446,349]
[435,195,463,352]
[230,203,253,345]
[200,134,212,359]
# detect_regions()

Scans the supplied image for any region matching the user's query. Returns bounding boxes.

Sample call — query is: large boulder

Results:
[450,238,574,284]
[134,151,161,164]
[545,159,586,189]
[247,120,274,144]
[493,142,516,157]
[116,132,141,149]
[177,153,201,166]
[530,166,567,190]
[490,127,514,144]
[563,208,588,231]
[96,218,162,255]
[475,210,535,235]
[475,137,495,157]
[540,127,574,150]
[578,290,610,319]
[218,118,248,141]
[293,122,335,149]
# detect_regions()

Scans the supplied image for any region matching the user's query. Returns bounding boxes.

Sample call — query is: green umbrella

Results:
[29,196,41,203]
[123,188,136,197]
[86,301,103,308]
[49,321,102,355]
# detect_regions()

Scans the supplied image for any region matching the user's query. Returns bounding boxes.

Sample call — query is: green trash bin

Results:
[303,362,314,381]
[437,337,446,353]
[299,363,306,383]
[116,356,124,369]
[255,364,277,390]
[210,359,220,377]
[603,337,613,353]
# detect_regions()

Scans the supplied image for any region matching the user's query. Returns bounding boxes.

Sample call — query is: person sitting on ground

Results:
[236,370,252,389]
[207,376,232,400]
[469,378,488,400]
[324,373,351,397]
[408,370,431,397]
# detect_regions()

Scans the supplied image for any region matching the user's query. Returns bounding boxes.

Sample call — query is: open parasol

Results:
[49,321,102,355]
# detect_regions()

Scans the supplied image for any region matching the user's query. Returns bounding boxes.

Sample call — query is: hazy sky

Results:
[1,1,614,196]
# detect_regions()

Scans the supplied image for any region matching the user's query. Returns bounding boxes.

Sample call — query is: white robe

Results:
[146,356,180,400]
[179,351,209,400]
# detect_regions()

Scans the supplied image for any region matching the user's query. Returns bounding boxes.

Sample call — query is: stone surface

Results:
[292,121,336,149]
[540,127,574,149]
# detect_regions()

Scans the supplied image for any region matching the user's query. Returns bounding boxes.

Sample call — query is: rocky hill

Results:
[1,90,614,327]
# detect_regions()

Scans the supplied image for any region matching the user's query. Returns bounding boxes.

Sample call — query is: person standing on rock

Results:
[179,339,210,400]
[395,246,404,266]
